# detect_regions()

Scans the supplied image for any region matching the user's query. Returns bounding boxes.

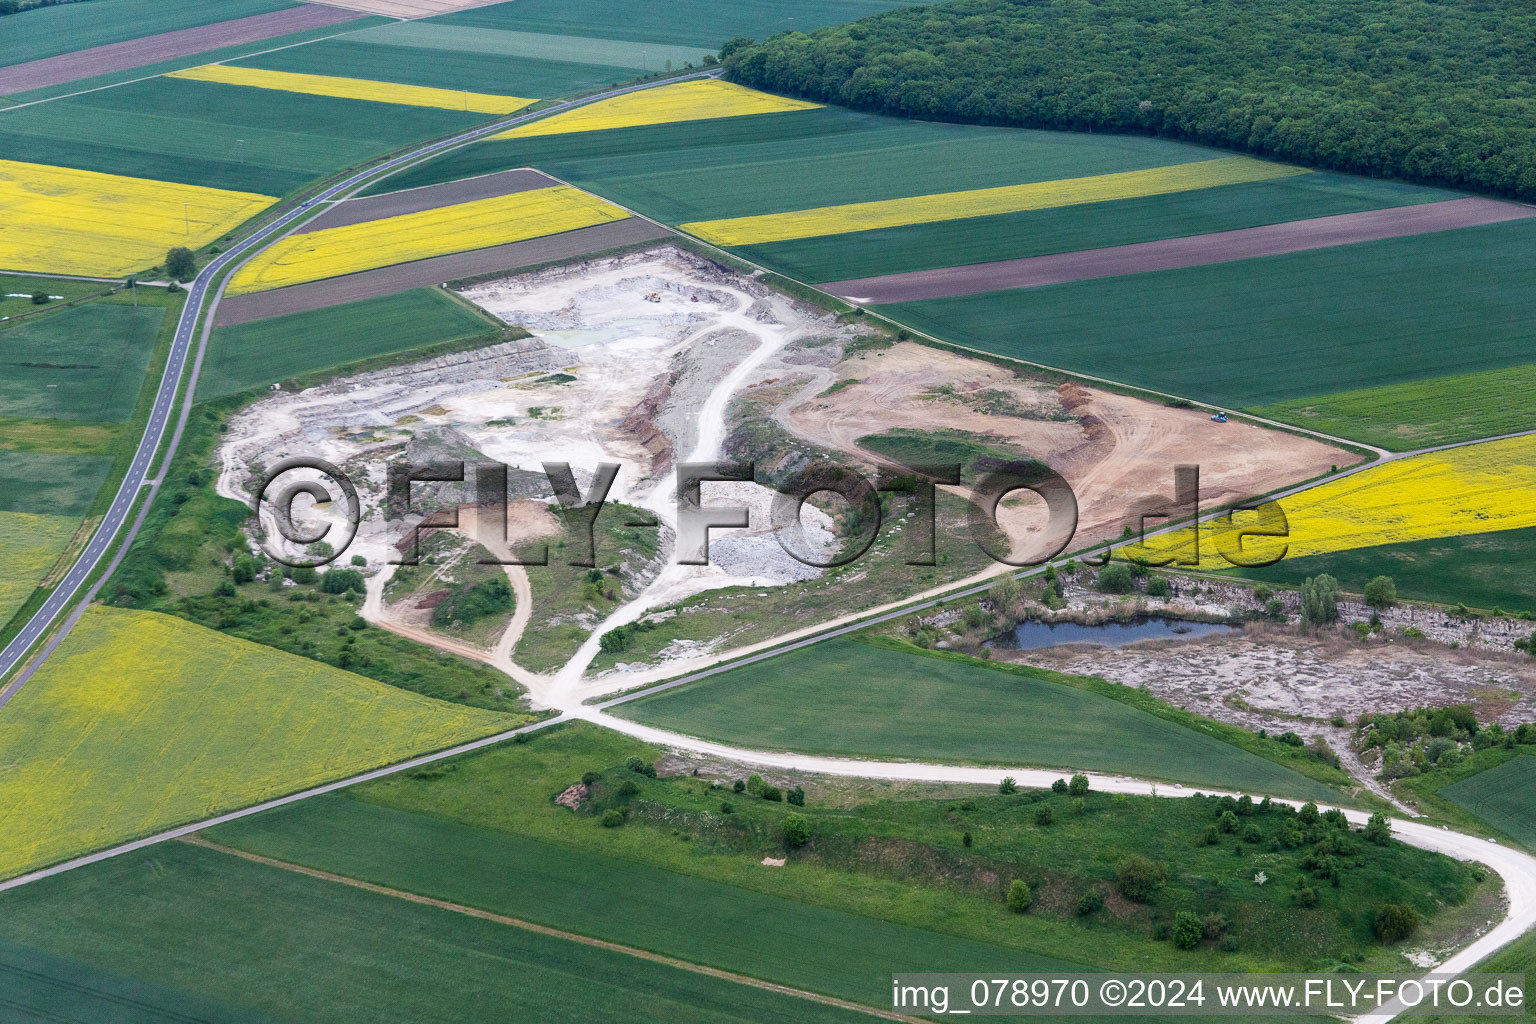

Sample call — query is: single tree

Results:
[1068,773,1089,797]
[1034,804,1053,826]
[998,776,1017,794]
[1364,813,1392,845]
[1006,879,1032,913]
[1364,575,1398,610]
[1300,574,1342,627]
[165,246,197,282]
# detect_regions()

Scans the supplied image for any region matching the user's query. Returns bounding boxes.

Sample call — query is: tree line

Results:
[722,0,1536,200]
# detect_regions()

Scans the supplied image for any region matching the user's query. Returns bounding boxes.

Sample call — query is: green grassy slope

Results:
[881,218,1536,408]
[0,841,870,1024]
[1250,362,1536,451]
[0,0,293,67]
[0,77,483,194]
[1230,526,1536,614]
[0,303,162,422]
[198,288,502,400]
[739,173,1453,283]
[1439,755,1536,850]
[616,638,1339,799]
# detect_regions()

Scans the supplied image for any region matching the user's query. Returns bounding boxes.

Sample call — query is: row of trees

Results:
[724,0,1536,200]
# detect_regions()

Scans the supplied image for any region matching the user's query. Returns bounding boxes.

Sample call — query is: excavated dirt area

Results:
[779,341,1354,551]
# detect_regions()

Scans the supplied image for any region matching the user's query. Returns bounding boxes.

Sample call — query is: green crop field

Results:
[0,605,512,880]
[1251,362,1536,451]
[0,0,293,67]
[739,173,1452,283]
[0,841,870,1024]
[882,218,1536,409]
[0,77,484,195]
[0,452,112,517]
[1439,755,1536,850]
[1230,526,1536,614]
[616,638,1338,799]
[0,510,78,627]
[208,794,1081,1009]
[235,38,645,98]
[199,288,502,399]
[347,20,709,71]
[0,303,162,422]
[368,106,1216,215]
[431,0,930,49]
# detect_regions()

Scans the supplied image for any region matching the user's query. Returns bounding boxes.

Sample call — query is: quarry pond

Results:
[992,617,1240,650]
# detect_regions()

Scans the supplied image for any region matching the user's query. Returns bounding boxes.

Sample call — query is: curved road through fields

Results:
[0,67,720,708]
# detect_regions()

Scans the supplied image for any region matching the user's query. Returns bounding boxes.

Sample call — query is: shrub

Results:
[1006,879,1032,913]
[1115,855,1165,902]
[1069,773,1089,797]
[746,773,765,796]
[600,809,624,828]
[1034,804,1053,826]
[1219,811,1239,833]
[1172,911,1203,949]
[783,812,810,848]
[1199,824,1220,846]
[350,554,367,566]
[1146,576,1171,598]
[1052,778,1068,794]
[999,776,1017,794]
[1298,802,1320,825]
[626,756,657,777]
[1253,585,1273,602]
[720,801,734,814]
[30,291,50,305]
[616,779,640,798]
[1097,562,1134,594]
[320,568,365,594]
[787,785,805,806]
[1076,892,1103,916]
[1242,824,1263,843]
[1374,904,1420,943]
[581,771,600,785]
[962,831,973,847]
[733,779,746,793]
[761,784,783,802]
[1200,912,1229,940]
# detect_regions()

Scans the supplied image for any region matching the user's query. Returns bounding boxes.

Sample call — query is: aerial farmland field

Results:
[5,0,1536,1019]
[199,287,505,399]
[0,606,514,879]
[615,638,1340,799]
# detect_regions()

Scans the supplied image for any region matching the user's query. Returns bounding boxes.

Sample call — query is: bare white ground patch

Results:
[218,248,842,701]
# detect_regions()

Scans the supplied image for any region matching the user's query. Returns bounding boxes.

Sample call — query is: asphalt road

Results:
[0,67,721,707]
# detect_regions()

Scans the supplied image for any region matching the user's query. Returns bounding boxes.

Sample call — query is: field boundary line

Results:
[180,835,925,1024]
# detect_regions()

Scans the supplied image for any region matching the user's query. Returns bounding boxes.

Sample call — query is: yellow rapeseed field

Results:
[0,159,276,277]
[0,607,514,879]
[0,511,78,626]
[168,63,535,114]
[495,79,820,140]
[683,156,1308,245]
[1121,434,1536,569]
[229,186,630,294]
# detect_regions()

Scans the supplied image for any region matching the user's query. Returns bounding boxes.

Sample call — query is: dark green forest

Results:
[723,0,1536,199]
